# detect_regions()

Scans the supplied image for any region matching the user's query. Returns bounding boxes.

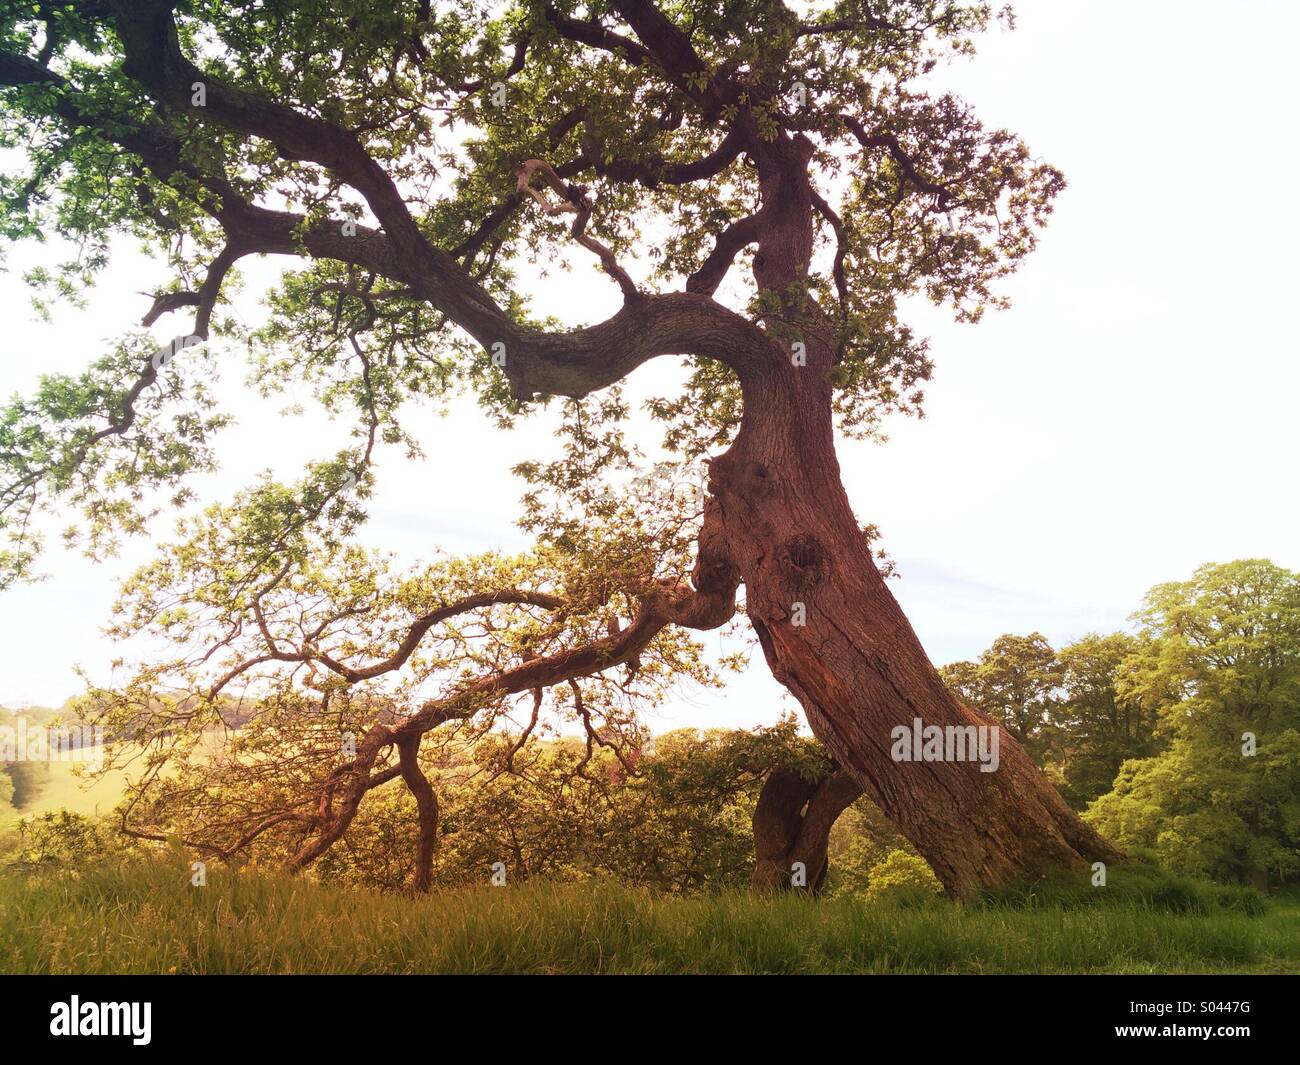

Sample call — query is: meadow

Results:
[1,860,1294,975]
[0,757,130,828]
[2,733,1296,976]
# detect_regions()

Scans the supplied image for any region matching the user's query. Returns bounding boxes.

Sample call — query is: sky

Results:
[1,0,1297,732]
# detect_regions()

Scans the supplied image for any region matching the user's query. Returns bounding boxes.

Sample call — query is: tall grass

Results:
[1,860,1295,974]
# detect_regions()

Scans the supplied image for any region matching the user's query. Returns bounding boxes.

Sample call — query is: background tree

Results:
[941,631,1162,807]
[1087,560,1300,888]
[0,704,58,813]
[0,0,1121,898]
[1051,632,1158,808]
[939,631,1062,764]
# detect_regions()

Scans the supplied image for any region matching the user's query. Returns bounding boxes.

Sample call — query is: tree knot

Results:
[782,534,826,589]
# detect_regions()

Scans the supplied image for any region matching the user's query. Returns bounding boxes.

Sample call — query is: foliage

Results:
[8,808,145,869]
[315,720,820,893]
[824,793,914,896]
[1086,561,1300,889]
[0,0,1062,583]
[1051,632,1160,808]
[862,849,942,903]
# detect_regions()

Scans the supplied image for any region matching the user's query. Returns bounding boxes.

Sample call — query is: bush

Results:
[864,850,943,904]
[5,810,150,871]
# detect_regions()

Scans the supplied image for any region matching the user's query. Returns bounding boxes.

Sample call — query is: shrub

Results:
[864,849,943,903]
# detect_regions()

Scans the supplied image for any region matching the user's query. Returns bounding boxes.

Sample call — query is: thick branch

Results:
[501,292,777,401]
[113,1,428,261]
[542,4,654,67]
[752,766,862,893]
[685,212,764,296]
[582,126,745,189]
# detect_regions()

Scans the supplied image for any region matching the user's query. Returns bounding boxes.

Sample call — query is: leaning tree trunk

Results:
[710,349,1124,902]
[752,766,863,893]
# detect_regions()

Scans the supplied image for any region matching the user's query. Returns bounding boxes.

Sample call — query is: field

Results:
[0,758,131,828]
[1,860,1295,975]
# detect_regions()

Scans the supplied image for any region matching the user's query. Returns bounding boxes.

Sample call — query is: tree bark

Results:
[397,735,438,893]
[752,766,863,893]
[712,364,1124,899]
[699,128,1127,902]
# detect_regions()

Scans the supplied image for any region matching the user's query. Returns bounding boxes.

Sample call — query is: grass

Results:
[1,859,1296,974]
[0,759,132,830]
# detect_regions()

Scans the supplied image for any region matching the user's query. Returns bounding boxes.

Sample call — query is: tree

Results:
[0,0,1120,898]
[1051,632,1158,808]
[1086,561,1300,888]
[942,631,1163,808]
[0,705,54,812]
[940,632,1063,764]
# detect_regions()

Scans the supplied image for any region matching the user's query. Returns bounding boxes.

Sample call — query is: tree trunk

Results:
[397,735,438,893]
[712,361,1124,901]
[752,766,863,893]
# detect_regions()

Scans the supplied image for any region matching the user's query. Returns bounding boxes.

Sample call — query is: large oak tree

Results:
[0,0,1121,898]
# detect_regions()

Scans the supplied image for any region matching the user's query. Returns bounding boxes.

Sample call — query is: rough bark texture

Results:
[712,132,1125,902]
[752,766,863,893]
[710,357,1124,899]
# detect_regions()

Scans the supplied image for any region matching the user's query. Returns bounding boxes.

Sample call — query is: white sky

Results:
[2,0,1297,731]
